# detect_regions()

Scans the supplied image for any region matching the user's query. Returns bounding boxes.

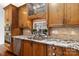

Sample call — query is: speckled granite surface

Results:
[13,35,79,50]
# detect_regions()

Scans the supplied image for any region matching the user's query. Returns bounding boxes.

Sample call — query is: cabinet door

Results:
[47,45,63,56]
[65,4,79,25]
[19,4,32,29]
[21,5,28,28]
[55,46,63,56]
[12,6,18,28]
[8,6,12,24]
[63,48,79,56]
[4,4,18,28]
[10,37,14,53]
[5,6,12,24]
[18,6,23,28]
[23,40,32,56]
[5,8,9,23]
[47,45,54,56]
[48,3,64,27]
[32,42,47,56]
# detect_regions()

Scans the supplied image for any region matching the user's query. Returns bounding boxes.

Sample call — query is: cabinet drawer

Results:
[63,48,79,56]
[47,45,63,56]
[47,45,55,56]
[55,46,63,56]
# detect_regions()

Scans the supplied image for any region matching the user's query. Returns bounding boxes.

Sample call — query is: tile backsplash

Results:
[23,29,31,35]
[50,27,79,41]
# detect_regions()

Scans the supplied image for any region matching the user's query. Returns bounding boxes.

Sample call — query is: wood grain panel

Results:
[48,3,64,27]
[22,40,32,56]
[18,4,32,30]
[65,3,79,25]
[32,42,47,56]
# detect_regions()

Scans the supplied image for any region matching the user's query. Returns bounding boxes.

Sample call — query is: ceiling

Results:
[0,0,47,8]
[0,0,30,7]
[0,3,26,7]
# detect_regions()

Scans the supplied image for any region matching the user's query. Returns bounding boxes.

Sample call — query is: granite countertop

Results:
[12,35,79,50]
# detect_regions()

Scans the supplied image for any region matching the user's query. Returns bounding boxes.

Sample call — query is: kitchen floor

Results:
[0,44,15,56]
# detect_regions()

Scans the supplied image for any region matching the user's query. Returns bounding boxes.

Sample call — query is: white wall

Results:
[0,5,4,44]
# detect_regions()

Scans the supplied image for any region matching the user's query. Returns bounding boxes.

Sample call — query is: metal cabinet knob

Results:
[52,47,56,50]
[52,53,56,56]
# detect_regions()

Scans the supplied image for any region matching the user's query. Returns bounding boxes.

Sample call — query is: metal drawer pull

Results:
[52,53,56,56]
[52,47,56,49]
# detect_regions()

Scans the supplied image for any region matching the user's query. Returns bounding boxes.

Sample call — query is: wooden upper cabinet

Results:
[4,4,18,28]
[4,5,12,24]
[65,4,79,25]
[18,4,32,29]
[5,7,9,23]
[48,3,64,27]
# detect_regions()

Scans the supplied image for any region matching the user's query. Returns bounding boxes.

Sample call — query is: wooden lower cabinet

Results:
[10,37,14,53]
[22,40,33,56]
[11,39,79,56]
[63,48,79,56]
[47,45,79,56]
[47,45,63,56]
[32,42,47,56]
[21,40,47,56]
[55,46,64,56]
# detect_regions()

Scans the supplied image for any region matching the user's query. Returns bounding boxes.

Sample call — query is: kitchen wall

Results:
[0,5,4,44]
[23,28,31,35]
[50,27,79,41]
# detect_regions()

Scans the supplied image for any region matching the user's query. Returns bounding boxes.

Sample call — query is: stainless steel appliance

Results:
[5,24,11,44]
